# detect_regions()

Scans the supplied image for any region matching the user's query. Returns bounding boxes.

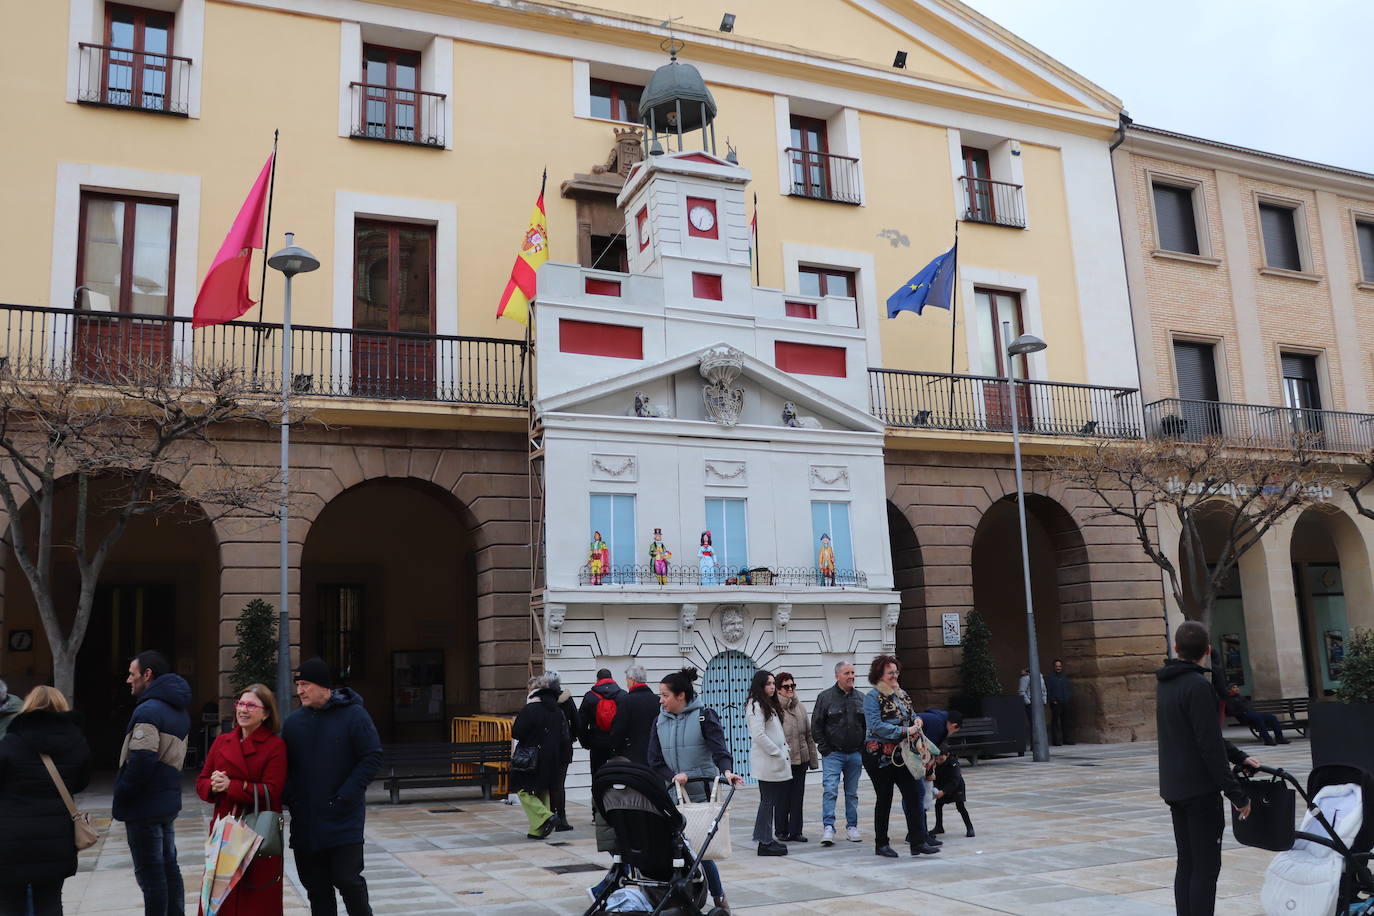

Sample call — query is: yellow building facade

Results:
[0,0,1166,751]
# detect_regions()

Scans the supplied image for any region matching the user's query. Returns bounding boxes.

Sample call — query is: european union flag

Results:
[886,242,957,318]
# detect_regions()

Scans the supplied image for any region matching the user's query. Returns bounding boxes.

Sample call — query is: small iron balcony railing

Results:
[869,368,1142,438]
[1145,398,1374,454]
[348,82,447,147]
[76,43,192,115]
[0,304,526,407]
[960,176,1027,228]
[785,147,862,204]
[579,563,868,588]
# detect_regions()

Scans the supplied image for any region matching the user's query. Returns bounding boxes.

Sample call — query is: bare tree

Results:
[1344,455,1374,523]
[1048,435,1340,637]
[0,361,283,697]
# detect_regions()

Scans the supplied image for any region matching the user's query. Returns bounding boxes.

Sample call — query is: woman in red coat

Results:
[195,683,287,916]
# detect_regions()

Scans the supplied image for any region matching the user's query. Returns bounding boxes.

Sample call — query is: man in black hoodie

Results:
[1157,621,1260,916]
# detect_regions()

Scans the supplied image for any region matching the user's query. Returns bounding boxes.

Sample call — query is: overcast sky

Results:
[964,0,1374,173]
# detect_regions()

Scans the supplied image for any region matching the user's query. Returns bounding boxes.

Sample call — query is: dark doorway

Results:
[76,583,176,767]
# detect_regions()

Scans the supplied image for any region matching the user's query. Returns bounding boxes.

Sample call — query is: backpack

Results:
[594,693,618,734]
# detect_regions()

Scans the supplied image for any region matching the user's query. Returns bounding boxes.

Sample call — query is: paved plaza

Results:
[64,726,1303,915]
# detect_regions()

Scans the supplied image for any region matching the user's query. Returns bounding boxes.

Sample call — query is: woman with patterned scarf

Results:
[861,655,942,859]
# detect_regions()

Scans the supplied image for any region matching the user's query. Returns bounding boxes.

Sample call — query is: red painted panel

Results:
[560,319,643,359]
[692,272,723,300]
[636,207,649,251]
[686,196,718,239]
[680,153,719,164]
[584,277,622,297]
[775,340,846,377]
[784,301,817,319]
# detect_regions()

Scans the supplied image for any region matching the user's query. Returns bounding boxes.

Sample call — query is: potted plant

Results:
[1310,628,1374,770]
[950,609,1025,757]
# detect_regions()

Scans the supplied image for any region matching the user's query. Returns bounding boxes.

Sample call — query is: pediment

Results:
[537,344,885,434]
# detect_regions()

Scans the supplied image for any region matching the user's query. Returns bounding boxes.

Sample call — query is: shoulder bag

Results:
[244,784,284,858]
[39,753,99,851]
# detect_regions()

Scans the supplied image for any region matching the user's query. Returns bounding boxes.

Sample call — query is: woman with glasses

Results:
[195,683,287,915]
[772,672,818,843]
[745,670,792,856]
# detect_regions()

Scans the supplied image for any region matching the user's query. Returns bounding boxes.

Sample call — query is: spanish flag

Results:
[496,171,548,326]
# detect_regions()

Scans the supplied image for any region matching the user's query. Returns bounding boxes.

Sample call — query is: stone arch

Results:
[1288,505,1373,696]
[887,501,928,689]
[2,472,221,766]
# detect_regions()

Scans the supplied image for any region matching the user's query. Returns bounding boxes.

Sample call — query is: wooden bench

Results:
[1239,698,1310,740]
[942,717,1002,766]
[377,741,511,804]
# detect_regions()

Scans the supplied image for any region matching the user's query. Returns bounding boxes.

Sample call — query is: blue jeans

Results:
[821,751,862,828]
[126,817,185,916]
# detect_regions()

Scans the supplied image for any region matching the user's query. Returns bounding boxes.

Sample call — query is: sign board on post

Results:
[942,613,961,646]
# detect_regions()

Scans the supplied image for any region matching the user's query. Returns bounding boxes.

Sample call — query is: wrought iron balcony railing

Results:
[348,82,447,147]
[1145,398,1374,453]
[578,563,868,588]
[869,368,1142,438]
[959,176,1026,228]
[76,43,192,115]
[785,148,862,204]
[0,304,526,407]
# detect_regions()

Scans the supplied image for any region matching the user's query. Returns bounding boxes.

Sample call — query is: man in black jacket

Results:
[811,661,866,846]
[579,668,625,774]
[609,665,660,765]
[1158,621,1260,916]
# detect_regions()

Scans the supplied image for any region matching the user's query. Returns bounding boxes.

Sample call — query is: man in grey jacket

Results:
[0,680,20,739]
[811,661,866,846]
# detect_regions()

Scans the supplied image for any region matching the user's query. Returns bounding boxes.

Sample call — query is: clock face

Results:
[689,205,716,231]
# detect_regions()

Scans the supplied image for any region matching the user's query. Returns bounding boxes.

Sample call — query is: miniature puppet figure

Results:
[818,533,836,586]
[649,528,672,585]
[698,531,717,584]
[588,530,610,585]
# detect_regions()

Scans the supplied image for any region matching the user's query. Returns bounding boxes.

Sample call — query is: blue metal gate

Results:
[701,650,757,782]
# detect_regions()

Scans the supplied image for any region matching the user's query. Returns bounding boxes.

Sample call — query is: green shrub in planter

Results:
[959,608,1003,700]
[1335,628,1374,705]
[230,598,278,694]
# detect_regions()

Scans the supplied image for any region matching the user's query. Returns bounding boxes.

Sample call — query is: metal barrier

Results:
[451,715,514,797]
[785,147,862,204]
[960,176,1026,228]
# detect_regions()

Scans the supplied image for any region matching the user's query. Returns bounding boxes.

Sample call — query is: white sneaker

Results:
[846,826,862,842]
[821,825,835,846]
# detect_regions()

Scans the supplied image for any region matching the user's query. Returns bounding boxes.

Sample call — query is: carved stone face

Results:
[720,605,746,644]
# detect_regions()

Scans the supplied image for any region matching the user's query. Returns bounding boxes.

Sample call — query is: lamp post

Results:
[267,233,320,707]
[1003,321,1050,763]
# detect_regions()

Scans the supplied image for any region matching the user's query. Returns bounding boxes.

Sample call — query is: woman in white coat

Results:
[746,669,792,857]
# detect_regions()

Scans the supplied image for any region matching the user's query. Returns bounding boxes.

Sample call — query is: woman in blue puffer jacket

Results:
[862,654,939,859]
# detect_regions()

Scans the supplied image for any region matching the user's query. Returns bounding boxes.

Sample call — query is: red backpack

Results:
[594,693,617,733]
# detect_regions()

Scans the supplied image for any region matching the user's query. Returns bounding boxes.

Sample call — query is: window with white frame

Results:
[573,61,650,124]
[338,23,452,149]
[949,129,1025,228]
[810,501,853,583]
[589,493,635,584]
[775,97,863,205]
[68,0,204,117]
[705,498,748,578]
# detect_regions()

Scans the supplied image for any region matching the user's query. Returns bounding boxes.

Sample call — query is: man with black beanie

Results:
[1157,621,1260,916]
[283,657,383,916]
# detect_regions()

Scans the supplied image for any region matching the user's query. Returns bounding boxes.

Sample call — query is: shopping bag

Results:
[674,780,733,861]
[1232,776,1296,852]
[201,814,265,915]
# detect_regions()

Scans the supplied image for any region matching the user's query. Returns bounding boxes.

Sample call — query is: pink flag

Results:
[192,154,273,329]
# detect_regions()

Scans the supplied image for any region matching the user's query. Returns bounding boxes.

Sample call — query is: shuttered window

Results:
[1152,183,1201,255]
[1173,341,1219,402]
[1281,353,1321,410]
[1357,221,1374,282]
[1259,203,1303,271]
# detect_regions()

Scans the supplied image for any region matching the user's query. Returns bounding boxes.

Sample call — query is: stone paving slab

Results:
[60,727,1308,914]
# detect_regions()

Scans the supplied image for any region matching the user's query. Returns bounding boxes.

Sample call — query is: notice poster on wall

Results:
[1326,630,1345,681]
[1221,633,1245,687]
[393,650,445,725]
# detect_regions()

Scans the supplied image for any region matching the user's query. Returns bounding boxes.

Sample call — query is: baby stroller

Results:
[582,761,735,916]
[1234,761,1374,915]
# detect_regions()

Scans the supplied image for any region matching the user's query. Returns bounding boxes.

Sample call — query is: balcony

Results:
[578,563,868,588]
[348,82,446,147]
[959,176,1026,228]
[785,148,862,204]
[869,368,1142,438]
[76,43,191,116]
[1144,398,1374,453]
[0,304,526,407]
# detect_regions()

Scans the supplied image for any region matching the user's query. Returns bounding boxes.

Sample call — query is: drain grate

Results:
[1071,762,1102,767]
[545,863,605,875]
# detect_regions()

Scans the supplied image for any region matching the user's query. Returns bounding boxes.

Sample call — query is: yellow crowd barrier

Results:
[451,715,514,796]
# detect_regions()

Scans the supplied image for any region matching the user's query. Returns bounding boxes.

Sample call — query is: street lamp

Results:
[1003,323,1050,763]
[267,233,320,708]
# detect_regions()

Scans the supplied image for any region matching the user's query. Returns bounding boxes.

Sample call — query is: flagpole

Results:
[947,220,960,424]
[256,130,279,324]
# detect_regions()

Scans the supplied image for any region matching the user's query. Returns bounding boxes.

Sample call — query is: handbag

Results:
[39,753,99,851]
[244,784,284,858]
[1231,774,1296,852]
[510,743,539,773]
[674,780,733,861]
